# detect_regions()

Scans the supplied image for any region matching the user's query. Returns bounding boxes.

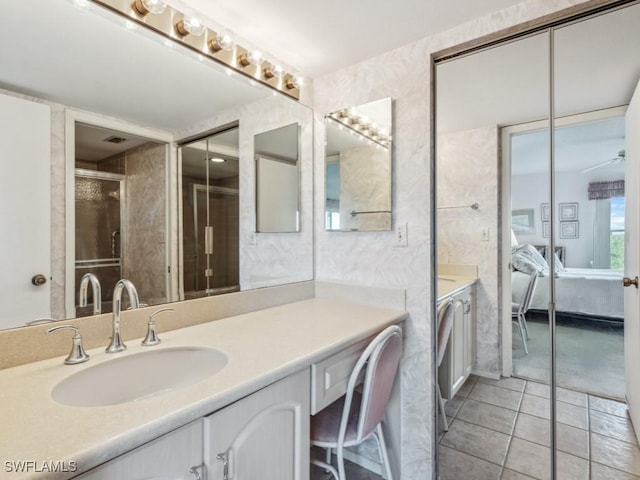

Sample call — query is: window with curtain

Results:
[590,180,624,269]
[610,196,625,269]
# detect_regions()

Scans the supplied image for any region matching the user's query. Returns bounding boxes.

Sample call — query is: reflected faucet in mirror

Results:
[78,273,102,316]
[106,279,140,353]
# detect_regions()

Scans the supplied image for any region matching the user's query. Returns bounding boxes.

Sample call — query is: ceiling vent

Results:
[103,135,128,144]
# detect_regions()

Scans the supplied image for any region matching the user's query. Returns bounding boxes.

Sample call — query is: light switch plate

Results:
[480,227,490,242]
[394,222,408,247]
[248,231,257,245]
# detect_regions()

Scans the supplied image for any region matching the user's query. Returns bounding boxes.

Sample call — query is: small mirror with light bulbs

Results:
[324,97,392,232]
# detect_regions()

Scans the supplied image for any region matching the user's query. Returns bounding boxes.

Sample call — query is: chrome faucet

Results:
[106,279,140,353]
[79,273,102,315]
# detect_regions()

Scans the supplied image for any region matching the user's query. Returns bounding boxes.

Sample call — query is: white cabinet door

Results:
[73,420,203,480]
[0,92,50,329]
[439,285,476,399]
[450,294,468,395]
[205,369,310,480]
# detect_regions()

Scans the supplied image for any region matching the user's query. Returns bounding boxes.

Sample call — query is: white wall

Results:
[512,169,624,267]
[438,126,500,376]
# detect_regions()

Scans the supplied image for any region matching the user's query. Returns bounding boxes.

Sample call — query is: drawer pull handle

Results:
[217,452,229,480]
[189,465,202,480]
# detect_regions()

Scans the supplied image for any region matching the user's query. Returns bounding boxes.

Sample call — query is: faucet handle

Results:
[142,308,175,346]
[46,325,90,365]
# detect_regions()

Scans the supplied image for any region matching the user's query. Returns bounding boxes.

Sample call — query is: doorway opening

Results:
[70,121,170,317]
[504,109,626,400]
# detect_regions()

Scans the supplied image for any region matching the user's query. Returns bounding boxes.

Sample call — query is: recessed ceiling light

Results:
[210,157,226,163]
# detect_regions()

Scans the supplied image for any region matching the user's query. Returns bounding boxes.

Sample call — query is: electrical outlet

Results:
[248,231,257,245]
[394,222,408,247]
[480,227,490,242]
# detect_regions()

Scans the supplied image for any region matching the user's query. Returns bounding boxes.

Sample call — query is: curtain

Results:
[588,180,624,200]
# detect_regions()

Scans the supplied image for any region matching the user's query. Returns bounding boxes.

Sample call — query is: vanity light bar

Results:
[326,112,391,149]
[90,0,302,100]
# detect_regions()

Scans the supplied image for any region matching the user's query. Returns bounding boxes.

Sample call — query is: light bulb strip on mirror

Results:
[91,0,302,100]
[325,112,391,150]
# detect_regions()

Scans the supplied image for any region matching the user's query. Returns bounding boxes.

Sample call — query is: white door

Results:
[0,93,51,329]
[624,79,640,438]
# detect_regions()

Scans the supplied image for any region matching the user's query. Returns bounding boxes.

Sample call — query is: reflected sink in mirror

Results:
[52,347,228,407]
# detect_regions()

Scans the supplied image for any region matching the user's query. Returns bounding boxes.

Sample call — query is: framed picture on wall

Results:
[560,221,579,239]
[541,203,550,221]
[559,202,579,221]
[512,209,535,234]
[542,221,550,238]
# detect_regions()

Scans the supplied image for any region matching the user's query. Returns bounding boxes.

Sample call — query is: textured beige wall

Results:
[438,126,500,376]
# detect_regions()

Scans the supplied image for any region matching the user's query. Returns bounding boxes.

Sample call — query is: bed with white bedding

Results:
[511,268,624,319]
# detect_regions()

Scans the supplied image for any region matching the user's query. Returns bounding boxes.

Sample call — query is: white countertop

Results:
[0,298,407,480]
[437,274,477,300]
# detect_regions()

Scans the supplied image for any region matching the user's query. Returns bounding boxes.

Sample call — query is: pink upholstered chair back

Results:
[436,299,455,367]
[349,325,402,442]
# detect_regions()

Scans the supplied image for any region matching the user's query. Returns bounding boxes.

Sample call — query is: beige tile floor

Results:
[438,375,640,480]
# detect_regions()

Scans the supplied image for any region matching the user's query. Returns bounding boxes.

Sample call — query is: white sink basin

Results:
[52,347,228,407]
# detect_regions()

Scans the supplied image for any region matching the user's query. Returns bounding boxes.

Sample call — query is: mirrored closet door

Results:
[435,1,640,478]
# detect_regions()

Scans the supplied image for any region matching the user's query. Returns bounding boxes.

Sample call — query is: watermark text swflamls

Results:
[4,460,78,474]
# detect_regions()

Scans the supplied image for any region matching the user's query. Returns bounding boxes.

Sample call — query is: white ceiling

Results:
[175,0,525,77]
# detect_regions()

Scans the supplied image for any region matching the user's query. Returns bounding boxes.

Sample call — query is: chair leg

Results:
[520,312,530,339]
[437,384,449,432]
[337,444,346,480]
[311,458,339,480]
[375,423,394,480]
[325,447,332,473]
[513,319,528,355]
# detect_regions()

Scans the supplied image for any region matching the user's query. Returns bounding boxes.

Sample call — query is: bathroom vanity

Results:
[0,296,406,480]
[437,265,478,400]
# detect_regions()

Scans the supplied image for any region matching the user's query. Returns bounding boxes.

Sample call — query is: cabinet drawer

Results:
[310,338,370,414]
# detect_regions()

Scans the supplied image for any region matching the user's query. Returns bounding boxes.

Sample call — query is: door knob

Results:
[623,276,639,288]
[31,274,47,286]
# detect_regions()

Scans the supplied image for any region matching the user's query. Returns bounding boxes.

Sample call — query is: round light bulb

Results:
[248,51,262,65]
[210,33,234,53]
[182,16,205,36]
[135,0,167,15]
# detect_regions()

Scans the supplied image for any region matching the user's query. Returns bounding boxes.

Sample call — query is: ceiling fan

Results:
[582,149,626,173]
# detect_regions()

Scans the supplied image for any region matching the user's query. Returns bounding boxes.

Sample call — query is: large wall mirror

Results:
[324,97,392,232]
[0,0,313,331]
[435,2,640,478]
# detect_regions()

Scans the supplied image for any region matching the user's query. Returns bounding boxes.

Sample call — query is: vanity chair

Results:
[310,325,402,480]
[436,298,455,432]
[512,268,540,355]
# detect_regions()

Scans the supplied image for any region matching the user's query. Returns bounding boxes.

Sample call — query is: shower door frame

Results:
[74,169,125,312]
[190,182,239,295]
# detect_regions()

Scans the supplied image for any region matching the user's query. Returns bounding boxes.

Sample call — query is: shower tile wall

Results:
[124,142,167,305]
